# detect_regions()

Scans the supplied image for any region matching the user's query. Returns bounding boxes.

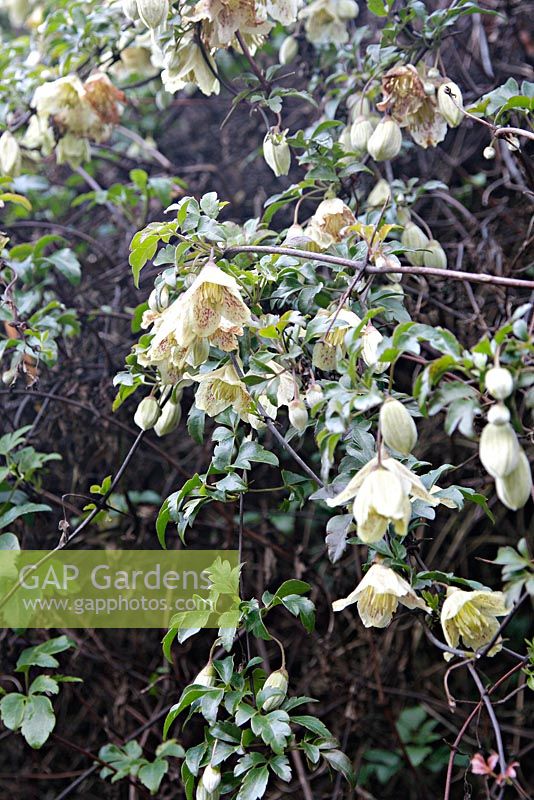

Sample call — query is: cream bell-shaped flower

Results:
[312,307,362,372]
[192,363,253,420]
[305,198,356,249]
[181,262,251,338]
[161,34,220,97]
[333,563,430,628]
[361,322,388,373]
[327,454,439,542]
[440,587,509,659]
[352,466,412,542]
[299,0,358,46]
[189,0,273,50]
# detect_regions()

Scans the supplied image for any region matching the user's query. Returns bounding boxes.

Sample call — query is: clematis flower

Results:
[327,455,439,543]
[83,72,125,125]
[180,262,251,338]
[32,75,102,139]
[189,0,272,50]
[191,362,253,420]
[299,0,359,47]
[333,563,430,628]
[161,34,220,96]
[360,322,388,373]
[305,198,356,249]
[312,307,362,372]
[440,588,509,659]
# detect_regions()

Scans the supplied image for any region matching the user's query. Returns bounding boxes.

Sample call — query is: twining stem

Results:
[467,662,507,780]
[230,355,324,487]
[222,245,534,290]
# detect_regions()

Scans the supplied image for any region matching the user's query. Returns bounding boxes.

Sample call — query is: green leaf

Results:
[236,766,269,800]
[16,636,75,672]
[269,755,291,782]
[29,676,59,696]
[322,749,355,785]
[0,502,51,530]
[367,0,391,16]
[251,710,291,755]
[45,249,82,285]
[21,694,55,748]
[0,693,26,731]
[0,533,20,550]
[138,759,168,794]
[292,715,332,739]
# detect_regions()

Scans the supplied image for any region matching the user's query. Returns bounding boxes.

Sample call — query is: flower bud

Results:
[347,93,370,120]
[263,128,290,177]
[0,131,21,176]
[306,383,324,408]
[194,663,217,687]
[121,0,139,20]
[288,399,308,433]
[154,399,182,436]
[506,136,520,151]
[134,396,161,430]
[195,783,211,800]
[367,179,391,208]
[483,145,496,160]
[361,324,388,372]
[367,119,402,162]
[201,765,221,793]
[279,36,298,65]
[262,668,289,711]
[437,81,463,127]
[487,403,510,426]
[379,398,418,455]
[148,284,170,311]
[485,367,514,400]
[350,116,374,151]
[495,448,532,511]
[137,0,168,28]
[401,222,429,267]
[423,239,447,269]
[479,421,520,479]
[338,0,359,19]
[374,253,401,281]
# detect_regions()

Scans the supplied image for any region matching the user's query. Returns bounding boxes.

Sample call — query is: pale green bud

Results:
[423,239,447,269]
[367,179,391,208]
[483,145,496,160]
[485,367,514,400]
[148,284,170,311]
[437,81,463,127]
[367,119,402,162]
[137,0,168,28]
[495,449,532,511]
[350,116,374,151]
[194,664,217,687]
[134,396,161,430]
[401,222,429,267]
[379,398,418,455]
[279,36,298,65]
[0,131,21,176]
[201,765,221,793]
[262,668,289,711]
[479,417,520,479]
[374,253,401,282]
[154,399,182,436]
[338,0,359,19]
[121,0,139,20]
[306,383,324,408]
[506,136,520,151]
[263,128,290,177]
[288,399,308,433]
